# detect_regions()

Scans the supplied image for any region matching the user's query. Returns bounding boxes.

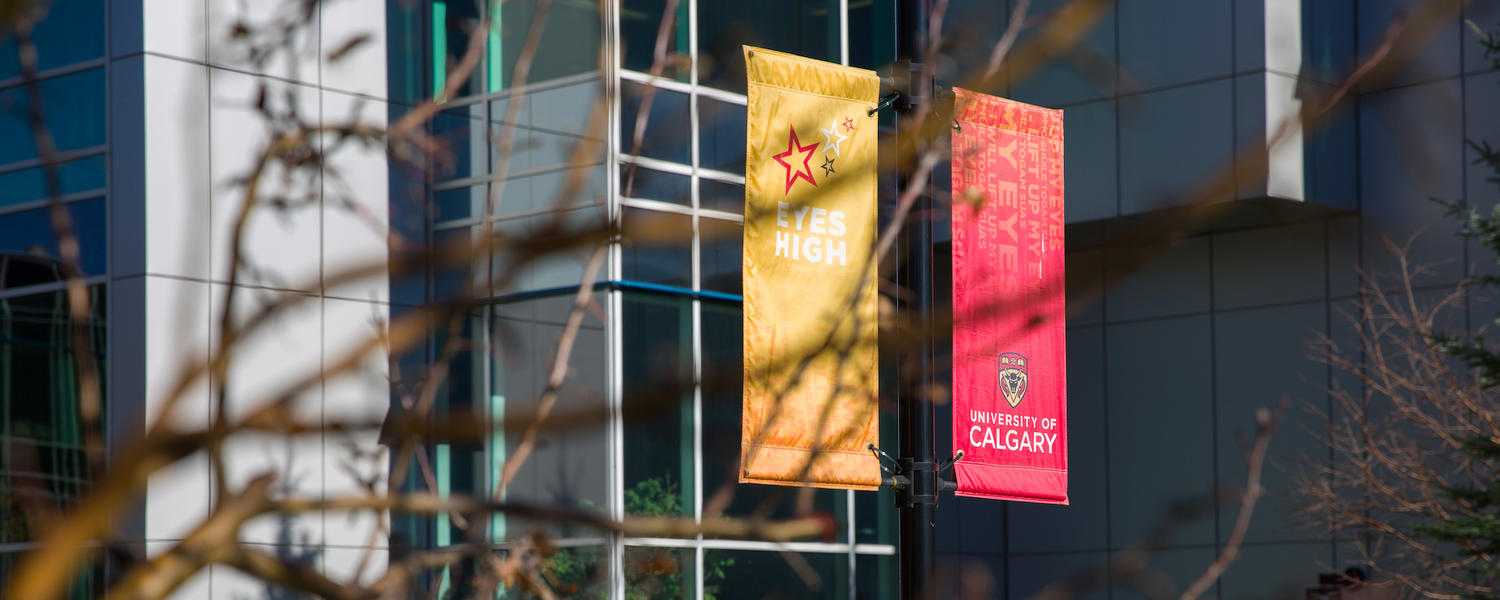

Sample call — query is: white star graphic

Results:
[820,119,848,158]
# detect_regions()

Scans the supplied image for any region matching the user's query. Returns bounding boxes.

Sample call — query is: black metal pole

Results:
[895,0,935,599]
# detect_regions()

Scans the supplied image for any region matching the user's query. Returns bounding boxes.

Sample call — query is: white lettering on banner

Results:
[772,205,851,266]
[967,425,1058,454]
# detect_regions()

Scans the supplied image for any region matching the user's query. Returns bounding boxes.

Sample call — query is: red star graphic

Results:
[773,125,819,194]
[841,115,855,133]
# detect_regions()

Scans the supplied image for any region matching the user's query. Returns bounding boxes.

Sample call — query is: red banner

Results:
[950,88,1068,504]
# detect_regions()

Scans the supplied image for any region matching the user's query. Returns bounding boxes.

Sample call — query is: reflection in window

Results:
[0,0,104,80]
[0,198,107,279]
[0,155,107,209]
[623,294,693,518]
[621,208,692,288]
[499,0,602,86]
[433,0,486,98]
[430,0,601,100]
[0,285,106,547]
[620,81,691,164]
[699,217,743,296]
[490,292,609,521]
[704,549,848,599]
[432,103,488,182]
[492,205,608,292]
[700,179,744,215]
[856,554,898,600]
[0,69,106,166]
[622,546,698,598]
[620,0,688,79]
[697,1,839,93]
[698,97,746,174]
[622,165,691,205]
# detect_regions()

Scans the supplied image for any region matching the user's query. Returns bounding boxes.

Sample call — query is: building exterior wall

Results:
[104,0,393,594]
[3,0,1500,598]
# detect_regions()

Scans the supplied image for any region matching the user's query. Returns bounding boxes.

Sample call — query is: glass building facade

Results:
[0,0,109,596]
[388,1,898,597]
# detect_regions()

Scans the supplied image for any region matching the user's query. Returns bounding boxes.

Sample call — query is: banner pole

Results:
[895,0,936,599]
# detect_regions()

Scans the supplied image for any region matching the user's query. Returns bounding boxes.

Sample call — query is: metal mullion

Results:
[687,6,708,594]
[0,58,107,91]
[848,489,857,598]
[618,69,694,94]
[0,145,107,176]
[619,153,693,176]
[0,190,107,219]
[840,0,849,66]
[696,166,745,185]
[606,0,626,598]
[0,276,109,301]
[696,539,860,554]
[696,207,744,223]
[619,196,696,216]
[620,537,698,548]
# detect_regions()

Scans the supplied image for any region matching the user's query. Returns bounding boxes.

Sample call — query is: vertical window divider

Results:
[686,1,708,597]
[605,0,627,598]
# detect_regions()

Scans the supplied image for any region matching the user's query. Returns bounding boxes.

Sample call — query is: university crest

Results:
[997,352,1028,408]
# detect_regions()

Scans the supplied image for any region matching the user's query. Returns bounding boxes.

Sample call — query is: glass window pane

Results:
[700,303,846,536]
[537,544,610,597]
[620,81,691,164]
[848,0,895,71]
[0,198,107,279]
[387,0,427,105]
[431,226,476,298]
[699,97,746,174]
[492,205,608,292]
[700,179,743,215]
[0,0,105,80]
[0,155,107,210]
[0,69,106,166]
[856,554,898,600]
[526,165,608,213]
[697,1,838,94]
[622,165,691,205]
[620,0,688,78]
[621,208,692,288]
[699,217,742,296]
[623,294,693,518]
[491,293,609,532]
[623,546,696,599]
[433,0,486,98]
[432,102,488,182]
[433,183,486,223]
[0,285,106,545]
[703,550,848,600]
[499,0,601,86]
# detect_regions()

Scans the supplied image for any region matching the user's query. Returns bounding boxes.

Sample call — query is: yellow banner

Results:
[741,46,881,490]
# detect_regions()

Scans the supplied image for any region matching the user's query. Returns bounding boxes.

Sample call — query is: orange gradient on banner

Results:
[740,46,881,490]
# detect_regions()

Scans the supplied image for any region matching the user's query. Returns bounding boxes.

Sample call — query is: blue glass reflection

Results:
[0,69,106,166]
[0,0,105,80]
[0,198,107,281]
[0,155,107,209]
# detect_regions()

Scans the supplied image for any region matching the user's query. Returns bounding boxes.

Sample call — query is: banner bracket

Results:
[866,92,901,117]
[938,450,964,474]
[867,442,902,475]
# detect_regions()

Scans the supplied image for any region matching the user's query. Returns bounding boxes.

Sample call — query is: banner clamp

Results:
[867,442,902,475]
[938,450,965,474]
[867,92,900,117]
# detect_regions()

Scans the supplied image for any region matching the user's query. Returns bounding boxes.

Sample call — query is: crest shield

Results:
[997,352,1028,408]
